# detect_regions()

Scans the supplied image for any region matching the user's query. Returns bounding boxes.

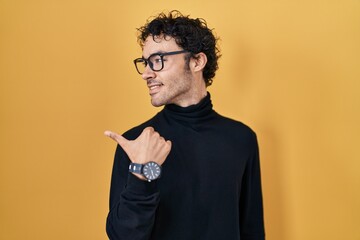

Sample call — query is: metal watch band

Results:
[128,163,143,174]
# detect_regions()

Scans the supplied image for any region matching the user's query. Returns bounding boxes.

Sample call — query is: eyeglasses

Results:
[133,50,188,74]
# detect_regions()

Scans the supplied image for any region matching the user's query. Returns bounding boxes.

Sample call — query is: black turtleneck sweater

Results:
[106,94,265,240]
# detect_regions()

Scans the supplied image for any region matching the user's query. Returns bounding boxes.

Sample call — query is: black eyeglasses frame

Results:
[133,50,189,74]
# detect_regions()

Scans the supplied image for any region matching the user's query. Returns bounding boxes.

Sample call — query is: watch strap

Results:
[129,163,143,174]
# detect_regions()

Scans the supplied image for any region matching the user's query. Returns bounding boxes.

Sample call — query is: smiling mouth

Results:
[148,80,163,88]
[149,84,162,90]
[148,82,163,95]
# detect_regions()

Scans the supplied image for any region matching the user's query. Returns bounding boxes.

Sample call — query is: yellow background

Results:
[1,0,359,239]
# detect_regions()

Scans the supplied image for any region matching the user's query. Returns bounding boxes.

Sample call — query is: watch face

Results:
[142,162,161,181]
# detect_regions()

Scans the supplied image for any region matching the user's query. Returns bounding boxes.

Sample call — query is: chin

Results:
[151,103,164,107]
[150,98,166,107]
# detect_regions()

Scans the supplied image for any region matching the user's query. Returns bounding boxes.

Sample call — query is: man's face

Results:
[141,35,195,107]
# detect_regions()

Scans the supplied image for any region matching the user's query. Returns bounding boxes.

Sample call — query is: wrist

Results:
[129,162,162,182]
[131,172,147,181]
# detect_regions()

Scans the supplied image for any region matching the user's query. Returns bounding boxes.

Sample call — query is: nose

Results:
[141,65,156,81]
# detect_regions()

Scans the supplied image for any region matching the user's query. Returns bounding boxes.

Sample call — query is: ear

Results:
[190,52,207,73]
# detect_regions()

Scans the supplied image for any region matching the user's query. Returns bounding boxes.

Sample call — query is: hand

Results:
[104,127,172,166]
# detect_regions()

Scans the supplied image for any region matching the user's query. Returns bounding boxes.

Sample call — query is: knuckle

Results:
[143,127,151,133]
[146,126,154,132]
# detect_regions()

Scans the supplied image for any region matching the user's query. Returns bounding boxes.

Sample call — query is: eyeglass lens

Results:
[134,50,188,75]
[135,54,163,74]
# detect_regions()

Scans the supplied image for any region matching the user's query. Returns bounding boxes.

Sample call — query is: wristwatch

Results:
[129,162,162,182]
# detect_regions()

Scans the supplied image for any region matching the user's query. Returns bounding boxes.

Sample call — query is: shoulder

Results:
[122,111,164,140]
[215,112,256,134]
[214,112,258,144]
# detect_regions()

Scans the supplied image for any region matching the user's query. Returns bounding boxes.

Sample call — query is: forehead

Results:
[142,35,182,57]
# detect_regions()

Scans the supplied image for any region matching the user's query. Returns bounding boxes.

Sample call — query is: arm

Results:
[239,132,265,240]
[106,145,160,240]
[105,127,171,240]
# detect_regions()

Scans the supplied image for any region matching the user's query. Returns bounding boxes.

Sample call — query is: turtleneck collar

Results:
[162,92,214,123]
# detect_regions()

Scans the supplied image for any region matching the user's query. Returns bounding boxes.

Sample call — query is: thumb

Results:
[104,130,129,147]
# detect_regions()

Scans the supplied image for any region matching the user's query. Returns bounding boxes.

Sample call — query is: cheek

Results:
[159,64,191,89]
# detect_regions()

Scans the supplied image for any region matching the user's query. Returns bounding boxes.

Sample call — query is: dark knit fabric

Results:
[106,93,265,240]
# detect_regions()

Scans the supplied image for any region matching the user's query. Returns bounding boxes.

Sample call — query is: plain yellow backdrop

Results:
[1,0,359,239]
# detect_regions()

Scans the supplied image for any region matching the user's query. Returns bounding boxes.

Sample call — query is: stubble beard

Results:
[150,68,193,107]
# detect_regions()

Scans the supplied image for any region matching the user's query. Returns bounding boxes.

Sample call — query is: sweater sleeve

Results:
[106,144,160,240]
[239,132,265,240]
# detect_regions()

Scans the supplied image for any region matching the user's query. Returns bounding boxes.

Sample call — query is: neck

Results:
[177,90,207,107]
[176,74,207,107]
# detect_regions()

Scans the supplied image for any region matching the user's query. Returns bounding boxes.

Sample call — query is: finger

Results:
[104,130,129,147]
[166,140,172,148]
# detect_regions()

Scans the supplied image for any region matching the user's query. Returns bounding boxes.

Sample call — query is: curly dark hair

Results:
[137,10,221,86]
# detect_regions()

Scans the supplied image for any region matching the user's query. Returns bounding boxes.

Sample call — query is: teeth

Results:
[149,84,162,90]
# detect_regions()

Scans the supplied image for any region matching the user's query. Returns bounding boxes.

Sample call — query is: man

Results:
[104,11,265,240]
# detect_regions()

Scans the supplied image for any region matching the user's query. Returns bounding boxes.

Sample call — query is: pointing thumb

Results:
[104,130,129,147]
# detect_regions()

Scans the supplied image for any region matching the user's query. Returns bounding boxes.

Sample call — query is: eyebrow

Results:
[142,51,167,59]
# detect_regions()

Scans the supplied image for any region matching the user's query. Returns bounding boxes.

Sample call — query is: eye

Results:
[152,55,163,64]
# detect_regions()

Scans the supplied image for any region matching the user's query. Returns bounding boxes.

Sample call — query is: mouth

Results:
[148,81,164,95]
